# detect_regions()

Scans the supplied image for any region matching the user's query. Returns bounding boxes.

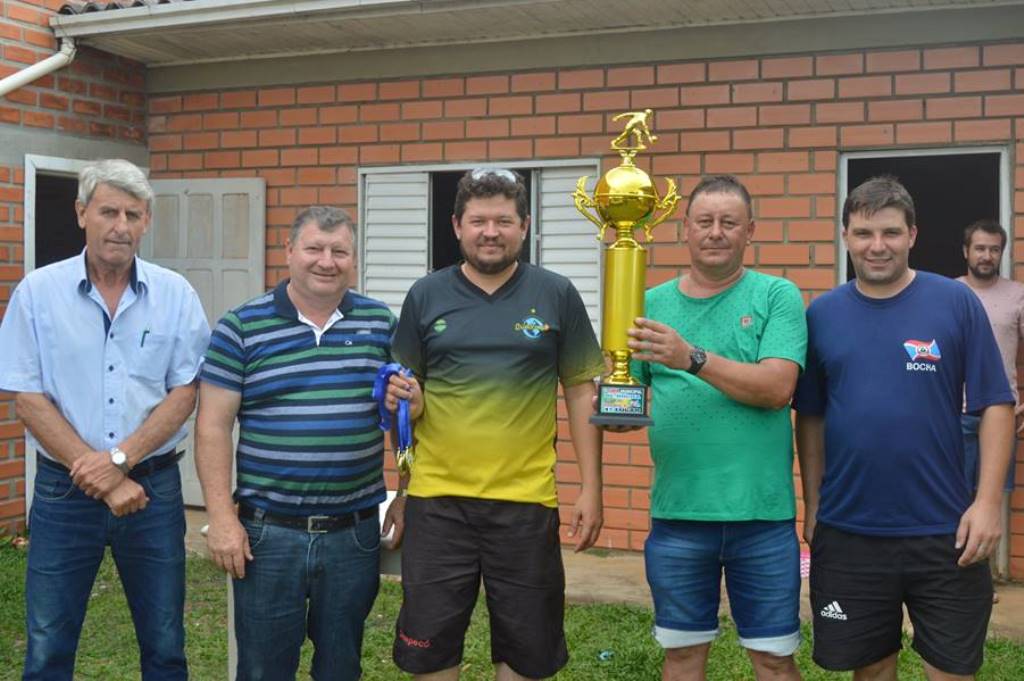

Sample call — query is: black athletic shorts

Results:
[392,496,568,678]
[810,523,993,675]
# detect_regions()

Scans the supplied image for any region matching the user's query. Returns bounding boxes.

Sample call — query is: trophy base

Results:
[590,382,652,428]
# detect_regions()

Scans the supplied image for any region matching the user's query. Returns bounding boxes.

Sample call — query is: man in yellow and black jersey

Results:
[384,168,605,681]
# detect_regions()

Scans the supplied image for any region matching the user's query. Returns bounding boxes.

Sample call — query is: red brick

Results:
[398,143,441,163]
[558,114,603,135]
[984,43,1024,66]
[510,72,555,92]
[759,243,809,265]
[0,459,24,481]
[204,151,239,169]
[203,112,238,130]
[220,130,256,148]
[608,66,654,88]
[786,268,836,290]
[445,98,487,118]
[360,103,399,122]
[241,110,277,128]
[509,115,552,137]
[740,174,785,196]
[840,124,895,147]
[923,47,979,70]
[680,131,730,152]
[279,107,317,126]
[896,121,952,145]
[651,154,700,175]
[378,79,420,100]
[630,87,679,109]
[167,153,203,171]
[788,220,834,241]
[319,147,357,165]
[5,89,36,106]
[444,141,487,161]
[603,464,650,487]
[709,59,758,82]
[489,96,532,116]
[925,96,982,119]
[866,50,920,73]
[705,153,754,174]
[762,56,813,79]
[954,119,1012,142]
[466,75,508,96]
[789,173,836,195]
[759,151,809,172]
[295,167,334,185]
[558,69,604,90]
[893,72,950,96]
[281,148,318,166]
[787,79,835,101]
[582,90,629,111]
[337,83,376,102]
[296,85,335,104]
[954,69,1012,93]
[183,93,218,111]
[533,93,581,115]
[732,82,782,103]
[72,99,101,116]
[258,88,295,107]
[360,145,401,164]
[817,53,863,76]
[397,100,440,120]
[536,136,579,159]
[657,62,705,84]
[183,132,218,150]
[986,94,1024,116]
[707,106,757,128]
[868,99,923,122]
[816,102,864,124]
[0,499,25,521]
[838,75,892,99]
[422,78,463,98]
[258,128,296,147]
[298,127,335,145]
[23,111,54,128]
[88,83,118,103]
[488,139,532,159]
[733,128,783,150]
[757,198,811,219]
[466,118,509,139]
[378,122,419,142]
[337,124,377,144]
[631,112,690,140]
[313,105,355,125]
[757,104,810,126]
[422,120,464,140]
[681,84,730,106]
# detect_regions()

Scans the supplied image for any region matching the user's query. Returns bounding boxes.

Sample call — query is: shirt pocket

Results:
[129,333,171,385]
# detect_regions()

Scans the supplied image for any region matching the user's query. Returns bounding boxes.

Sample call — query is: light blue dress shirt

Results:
[0,251,211,462]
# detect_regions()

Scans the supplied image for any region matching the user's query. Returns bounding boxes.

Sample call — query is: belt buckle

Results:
[306,515,330,533]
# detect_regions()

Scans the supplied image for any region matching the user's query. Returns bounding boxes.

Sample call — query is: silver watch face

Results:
[110,449,127,466]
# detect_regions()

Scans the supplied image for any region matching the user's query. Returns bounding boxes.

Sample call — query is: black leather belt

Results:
[38,450,183,481]
[238,503,377,534]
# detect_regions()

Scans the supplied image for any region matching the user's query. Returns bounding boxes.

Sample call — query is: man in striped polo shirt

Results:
[195,206,400,681]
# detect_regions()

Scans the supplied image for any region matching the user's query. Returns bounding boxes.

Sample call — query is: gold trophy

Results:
[574,109,679,427]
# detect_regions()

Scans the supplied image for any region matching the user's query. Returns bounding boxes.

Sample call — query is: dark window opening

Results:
[430,169,535,272]
[35,173,83,269]
[845,153,1001,280]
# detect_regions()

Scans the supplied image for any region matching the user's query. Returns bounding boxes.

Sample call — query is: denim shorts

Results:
[644,518,801,656]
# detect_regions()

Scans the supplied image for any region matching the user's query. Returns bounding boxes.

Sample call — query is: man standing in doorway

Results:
[0,159,210,680]
[624,175,807,681]
[386,168,605,681]
[794,177,1014,679]
[958,218,1023,594]
[196,206,402,681]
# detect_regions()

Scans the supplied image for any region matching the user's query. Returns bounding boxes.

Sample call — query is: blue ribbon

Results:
[372,363,414,474]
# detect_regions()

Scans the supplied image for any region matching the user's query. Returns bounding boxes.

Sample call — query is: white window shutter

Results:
[537,166,602,333]
[360,171,429,315]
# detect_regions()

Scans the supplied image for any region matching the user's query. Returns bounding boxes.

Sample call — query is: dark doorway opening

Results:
[845,153,1001,280]
[430,169,534,272]
[34,174,82,269]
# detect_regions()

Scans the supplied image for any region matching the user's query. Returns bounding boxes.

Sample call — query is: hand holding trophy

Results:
[574,109,679,427]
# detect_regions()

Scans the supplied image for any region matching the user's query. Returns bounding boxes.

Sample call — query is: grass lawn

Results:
[1,541,1022,680]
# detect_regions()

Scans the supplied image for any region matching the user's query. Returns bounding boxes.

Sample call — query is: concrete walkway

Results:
[186,510,1024,643]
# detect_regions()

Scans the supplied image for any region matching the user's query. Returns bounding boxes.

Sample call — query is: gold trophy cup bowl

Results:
[574,110,678,427]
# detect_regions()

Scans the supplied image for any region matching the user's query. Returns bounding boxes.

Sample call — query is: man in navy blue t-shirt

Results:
[793,176,1014,679]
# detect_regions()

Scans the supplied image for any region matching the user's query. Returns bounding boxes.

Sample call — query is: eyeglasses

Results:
[469,167,520,183]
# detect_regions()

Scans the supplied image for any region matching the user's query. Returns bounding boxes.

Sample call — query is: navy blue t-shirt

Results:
[793,272,1013,537]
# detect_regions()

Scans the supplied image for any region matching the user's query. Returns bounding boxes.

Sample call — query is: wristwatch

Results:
[109,447,131,475]
[686,346,707,375]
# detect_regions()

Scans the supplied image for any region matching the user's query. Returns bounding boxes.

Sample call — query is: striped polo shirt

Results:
[201,280,395,516]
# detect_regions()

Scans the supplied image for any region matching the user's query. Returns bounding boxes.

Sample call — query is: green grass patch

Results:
[1,542,1022,679]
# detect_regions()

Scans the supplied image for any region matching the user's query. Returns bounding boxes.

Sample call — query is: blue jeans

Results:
[645,519,801,656]
[234,509,381,681]
[24,462,187,681]
[961,413,1016,491]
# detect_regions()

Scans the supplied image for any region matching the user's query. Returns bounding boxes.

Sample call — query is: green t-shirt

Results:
[634,270,807,521]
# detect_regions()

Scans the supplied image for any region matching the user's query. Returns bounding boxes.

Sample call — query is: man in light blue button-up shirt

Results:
[0,159,210,681]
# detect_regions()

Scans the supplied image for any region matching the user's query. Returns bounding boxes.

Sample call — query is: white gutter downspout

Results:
[0,38,77,98]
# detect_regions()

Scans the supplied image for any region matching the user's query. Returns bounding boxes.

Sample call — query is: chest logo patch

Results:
[433,318,447,334]
[515,312,550,340]
[740,315,753,328]
[904,339,941,372]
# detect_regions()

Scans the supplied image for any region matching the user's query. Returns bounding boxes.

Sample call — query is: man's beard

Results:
[461,241,521,275]
[968,262,999,280]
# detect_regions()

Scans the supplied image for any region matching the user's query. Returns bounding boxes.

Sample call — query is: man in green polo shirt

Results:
[385,168,605,680]
[626,175,807,680]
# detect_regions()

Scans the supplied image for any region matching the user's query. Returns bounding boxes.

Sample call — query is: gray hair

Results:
[77,159,154,213]
[290,206,357,243]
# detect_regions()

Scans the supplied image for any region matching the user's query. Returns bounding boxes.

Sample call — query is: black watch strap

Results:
[686,346,707,375]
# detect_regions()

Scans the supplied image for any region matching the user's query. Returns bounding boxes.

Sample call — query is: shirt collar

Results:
[272,279,354,320]
[77,248,145,295]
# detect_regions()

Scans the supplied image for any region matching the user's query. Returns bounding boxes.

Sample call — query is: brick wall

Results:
[0,0,147,534]
[146,40,1024,576]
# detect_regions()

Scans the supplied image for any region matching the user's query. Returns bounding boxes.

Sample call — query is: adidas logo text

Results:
[820,601,848,621]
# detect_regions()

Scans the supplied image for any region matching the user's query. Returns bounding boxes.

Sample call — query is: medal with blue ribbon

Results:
[372,363,415,475]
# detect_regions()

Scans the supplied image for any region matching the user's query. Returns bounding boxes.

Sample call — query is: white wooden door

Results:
[144,178,266,506]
